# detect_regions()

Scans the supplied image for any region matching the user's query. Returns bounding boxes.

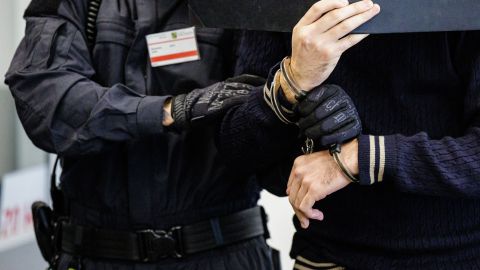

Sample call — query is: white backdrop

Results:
[260,192,295,269]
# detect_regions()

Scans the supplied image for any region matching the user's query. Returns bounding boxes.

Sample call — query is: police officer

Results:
[5,0,275,269]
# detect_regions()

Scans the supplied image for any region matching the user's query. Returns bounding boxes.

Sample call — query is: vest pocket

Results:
[93,19,135,86]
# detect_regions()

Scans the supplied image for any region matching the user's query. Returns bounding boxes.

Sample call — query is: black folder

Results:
[188,0,480,33]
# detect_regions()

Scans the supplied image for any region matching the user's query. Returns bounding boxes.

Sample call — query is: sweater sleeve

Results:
[357,32,480,197]
[216,85,299,172]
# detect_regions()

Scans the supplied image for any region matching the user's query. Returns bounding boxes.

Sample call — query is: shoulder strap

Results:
[24,0,62,17]
[50,156,66,217]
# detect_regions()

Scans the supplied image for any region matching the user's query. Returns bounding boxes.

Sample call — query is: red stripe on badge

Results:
[151,50,198,63]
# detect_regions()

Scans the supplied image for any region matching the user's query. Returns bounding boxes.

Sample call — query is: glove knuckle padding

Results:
[298,84,362,146]
[298,113,318,131]
[299,84,342,116]
[174,80,254,129]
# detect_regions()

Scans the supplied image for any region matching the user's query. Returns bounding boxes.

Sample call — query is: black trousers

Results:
[57,237,274,270]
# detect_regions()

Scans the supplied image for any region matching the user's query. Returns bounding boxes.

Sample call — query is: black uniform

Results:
[5,0,273,269]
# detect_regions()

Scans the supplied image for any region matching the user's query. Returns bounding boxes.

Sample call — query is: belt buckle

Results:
[138,226,183,262]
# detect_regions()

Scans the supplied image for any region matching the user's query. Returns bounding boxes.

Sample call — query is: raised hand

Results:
[290,0,380,91]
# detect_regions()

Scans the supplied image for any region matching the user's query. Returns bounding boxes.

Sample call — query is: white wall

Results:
[260,192,295,269]
[0,2,49,270]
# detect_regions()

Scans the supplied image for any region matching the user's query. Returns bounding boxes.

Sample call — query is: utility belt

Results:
[39,206,267,264]
[32,157,276,268]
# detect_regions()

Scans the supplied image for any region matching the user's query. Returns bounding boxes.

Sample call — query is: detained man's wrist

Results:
[137,95,171,136]
[162,97,174,127]
[263,62,299,125]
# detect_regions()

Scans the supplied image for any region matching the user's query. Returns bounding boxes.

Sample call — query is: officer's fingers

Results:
[297,0,349,27]
[220,95,249,109]
[298,103,345,133]
[327,4,380,42]
[298,113,319,134]
[303,115,351,141]
[318,120,360,146]
[226,74,266,86]
[298,85,339,116]
[320,109,351,132]
[311,0,374,34]
[224,82,256,92]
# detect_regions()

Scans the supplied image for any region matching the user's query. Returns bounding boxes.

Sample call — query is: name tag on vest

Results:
[146,27,200,67]
[188,0,480,33]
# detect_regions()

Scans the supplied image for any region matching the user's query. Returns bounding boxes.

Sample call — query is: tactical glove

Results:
[297,84,362,147]
[171,75,265,130]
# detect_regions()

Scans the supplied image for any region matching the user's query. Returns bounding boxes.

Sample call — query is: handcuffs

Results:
[302,138,359,184]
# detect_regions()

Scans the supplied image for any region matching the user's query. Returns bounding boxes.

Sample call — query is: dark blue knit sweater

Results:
[219,31,480,269]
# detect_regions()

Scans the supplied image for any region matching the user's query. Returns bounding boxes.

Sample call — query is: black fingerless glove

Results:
[297,84,362,147]
[171,75,266,130]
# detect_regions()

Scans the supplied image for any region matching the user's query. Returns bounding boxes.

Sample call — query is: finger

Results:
[287,167,296,194]
[298,96,350,133]
[318,120,361,146]
[294,208,310,229]
[297,85,340,116]
[328,3,380,40]
[311,209,325,221]
[217,96,249,113]
[297,0,349,27]
[311,0,375,34]
[298,103,346,133]
[294,182,309,209]
[337,33,370,52]
[225,74,266,86]
[304,118,353,143]
[298,193,323,220]
[288,177,302,208]
[302,103,352,135]
[298,193,325,221]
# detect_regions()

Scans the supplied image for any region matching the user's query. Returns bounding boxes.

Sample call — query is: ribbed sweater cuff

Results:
[358,135,397,185]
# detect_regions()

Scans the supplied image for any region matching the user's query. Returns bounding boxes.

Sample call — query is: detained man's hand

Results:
[287,139,359,229]
[290,0,380,91]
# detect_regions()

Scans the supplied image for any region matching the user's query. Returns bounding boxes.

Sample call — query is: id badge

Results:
[146,27,200,67]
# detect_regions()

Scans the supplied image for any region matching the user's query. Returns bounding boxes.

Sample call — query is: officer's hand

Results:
[169,75,266,130]
[297,84,361,147]
[290,0,380,91]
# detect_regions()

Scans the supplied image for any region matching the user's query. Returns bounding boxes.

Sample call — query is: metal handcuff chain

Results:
[301,140,359,183]
[284,55,358,184]
[302,138,315,155]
